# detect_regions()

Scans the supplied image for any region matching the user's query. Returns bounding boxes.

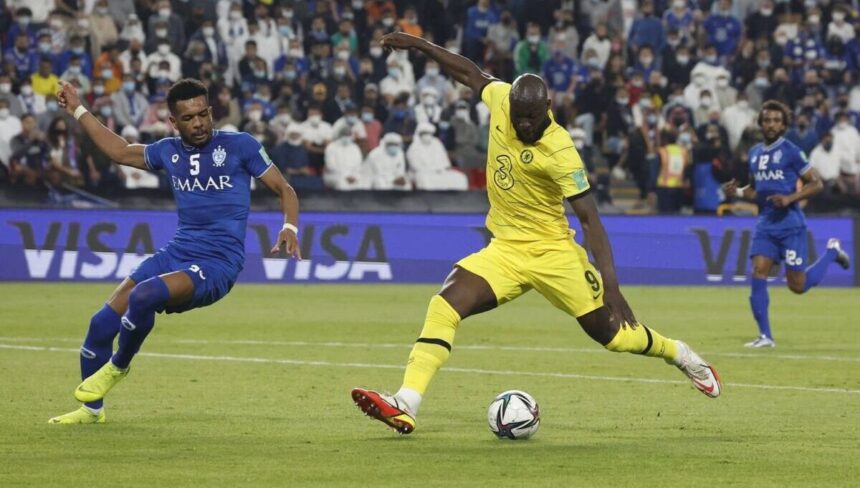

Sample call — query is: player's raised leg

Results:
[746,255,776,348]
[798,238,851,293]
[48,279,134,424]
[74,271,194,403]
[577,306,721,398]
[352,266,499,433]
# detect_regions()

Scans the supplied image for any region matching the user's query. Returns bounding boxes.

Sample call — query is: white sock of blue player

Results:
[80,304,122,411]
[112,277,170,369]
[802,247,839,292]
[749,277,772,339]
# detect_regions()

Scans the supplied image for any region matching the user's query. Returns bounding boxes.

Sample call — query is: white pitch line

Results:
[1,336,859,363]
[2,343,859,396]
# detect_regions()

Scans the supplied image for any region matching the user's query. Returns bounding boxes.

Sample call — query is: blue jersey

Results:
[748,137,810,231]
[144,130,274,274]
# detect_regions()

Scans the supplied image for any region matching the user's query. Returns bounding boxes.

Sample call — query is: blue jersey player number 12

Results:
[48,79,301,424]
[725,100,850,349]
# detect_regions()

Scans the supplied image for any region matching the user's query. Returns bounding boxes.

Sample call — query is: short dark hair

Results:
[167,78,208,113]
[758,100,792,127]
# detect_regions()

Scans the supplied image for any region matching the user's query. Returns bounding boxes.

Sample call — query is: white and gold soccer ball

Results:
[487,390,540,440]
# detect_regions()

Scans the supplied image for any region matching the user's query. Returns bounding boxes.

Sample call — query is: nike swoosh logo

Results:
[692,379,715,394]
[592,292,603,300]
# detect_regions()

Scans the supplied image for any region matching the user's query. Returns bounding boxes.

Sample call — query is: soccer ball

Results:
[487,390,540,440]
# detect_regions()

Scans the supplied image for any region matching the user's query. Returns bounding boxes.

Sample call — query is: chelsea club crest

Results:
[213,145,227,167]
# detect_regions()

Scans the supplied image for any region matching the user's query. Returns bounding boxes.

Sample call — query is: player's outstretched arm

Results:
[568,192,638,330]
[57,80,146,169]
[379,32,496,94]
[259,166,301,259]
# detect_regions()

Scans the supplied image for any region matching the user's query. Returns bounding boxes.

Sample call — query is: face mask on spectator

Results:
[388,67,401,78]
[616,96,628,105]
[97,6,109,15]
[254,69,266,78]
[361,112,374,122]
[248,110,263,122]
[230,10,242,20]
[337,50,350,61]
[279,25,293,37]
[647,114,658,125]
[77,18,89,29]
[157,107,169,118]
[667,38,680,48]
[425,67,439,77]
[385,144,400,156]
[754,77,769,87]
[72,46,85,55]
[308,114,322,125]
[93,85,105,95]
[159,8,171,18]
[0,83,10,93]
[704,54,717,64]
[382,17,394,27]
[334,66,347,77]
[693,75,706,87]
[679,132,692,145]
[158,44,171,55]
[254,133,265,143]
[808,15,819,25]
[833,12,845,22]
[455,108,470,120]
[284,69,297,81]
[640,56,653,66]
[0,108,8,119]
[717,78,729,88]
[737,99,749,109]
[527,35,540,44]
[420,133,433,144]
[100,105,113,117]
[203,26,215,37]
[68,65,81,75]
[39,42,51,53]
[102,68,113,79]
[700,96,712,108]
[47,100,59,111]
[339,136,352,146]
[289,48,304,59]
[21,85,33,96]
[156,28,168,38]
[18,16,30,26]
[123,81,136,93]
[158,69,170,79]
[370,46,383,58]
[346,115,358,125]
[676,54,690,64]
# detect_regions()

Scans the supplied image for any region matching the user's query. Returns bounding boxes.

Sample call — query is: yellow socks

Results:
[401,295,461,395]
[605,323,679,361]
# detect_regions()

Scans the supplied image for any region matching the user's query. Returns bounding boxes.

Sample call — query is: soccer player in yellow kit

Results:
[352,32,721,434]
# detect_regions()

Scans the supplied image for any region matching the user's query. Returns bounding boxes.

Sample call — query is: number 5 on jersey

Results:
[190,153,200,176]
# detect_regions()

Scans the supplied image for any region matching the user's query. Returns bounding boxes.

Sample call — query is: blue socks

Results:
[112,277,170,369]
[803,248,838,292]
[749,277,772,339]
[80,304,122,410]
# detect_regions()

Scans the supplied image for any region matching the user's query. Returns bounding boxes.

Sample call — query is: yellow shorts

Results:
[456,236,604,318]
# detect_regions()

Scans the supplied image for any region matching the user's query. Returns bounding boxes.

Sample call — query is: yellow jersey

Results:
[480,81,589,241]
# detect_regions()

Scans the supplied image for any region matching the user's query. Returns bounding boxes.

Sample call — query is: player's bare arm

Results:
[259,166,301,259]
[767,167,824,208]
[724,177,757,201]
[568,192,637,330]
[56,80,146,169]
[379,32,496,93]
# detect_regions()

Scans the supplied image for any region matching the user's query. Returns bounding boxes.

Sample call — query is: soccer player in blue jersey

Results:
[725,100,850,348]
[48,79,301,424]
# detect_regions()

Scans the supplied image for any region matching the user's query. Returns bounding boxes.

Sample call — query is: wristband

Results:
[73,105,88,120]
[735,186,748,199]
[282,223,298,234]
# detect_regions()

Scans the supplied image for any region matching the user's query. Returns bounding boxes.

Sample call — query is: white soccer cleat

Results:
[744,335,776,348]
[671,341,721,398]
[827,238,851,270]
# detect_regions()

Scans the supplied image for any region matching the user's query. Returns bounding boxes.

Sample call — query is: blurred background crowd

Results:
[0,0,859,214]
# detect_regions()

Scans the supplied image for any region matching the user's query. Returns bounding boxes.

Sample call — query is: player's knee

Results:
[128,278,169,311]
[787,280,806,294]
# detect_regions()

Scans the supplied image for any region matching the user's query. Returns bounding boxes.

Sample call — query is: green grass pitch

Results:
[1,283,858,487]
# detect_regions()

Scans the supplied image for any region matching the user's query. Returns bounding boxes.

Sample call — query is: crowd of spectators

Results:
[0,0,858,213]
